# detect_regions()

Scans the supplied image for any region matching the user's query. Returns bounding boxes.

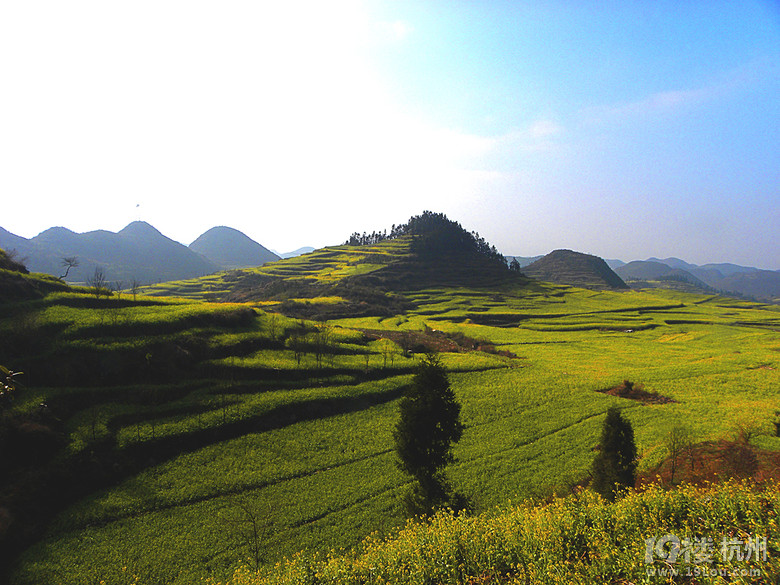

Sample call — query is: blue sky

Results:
[1,1,778,267]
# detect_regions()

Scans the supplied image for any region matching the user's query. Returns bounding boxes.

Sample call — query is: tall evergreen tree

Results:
[591,406,637,501]
[393,353,464,515]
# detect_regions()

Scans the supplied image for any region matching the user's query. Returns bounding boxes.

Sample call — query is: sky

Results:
[1,1,778,268]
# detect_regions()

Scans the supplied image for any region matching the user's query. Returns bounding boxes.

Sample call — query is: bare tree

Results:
[295,320,309,366]
[382,338,395,368]
[130,278,142,302]
[6,249,29,269]
[314,320,332,369]
[665,425,693,485]
[88,267,109,300]
[267,311,279,341]
[399,331,413,358]
[59,256,80,279]
[285,322,307,367]
[107,281,124,325]
[221,498,273,572]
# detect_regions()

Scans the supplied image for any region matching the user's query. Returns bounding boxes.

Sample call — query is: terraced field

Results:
[1,242,779,584]
[136,240,411,300]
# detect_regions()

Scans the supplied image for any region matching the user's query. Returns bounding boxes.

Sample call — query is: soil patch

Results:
[597,380,676,404]
[638,439,780,487]
[361,328,520,359]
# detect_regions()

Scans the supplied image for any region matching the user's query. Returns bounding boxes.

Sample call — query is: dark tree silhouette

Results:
[591,406,637,501]
[59,256,79,279]
[344,211,508,268]
[0,249,29,273]
[393,352,465,515]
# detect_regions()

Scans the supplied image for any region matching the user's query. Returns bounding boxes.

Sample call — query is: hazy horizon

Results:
[1,1,778,269]
[2,217,777,271]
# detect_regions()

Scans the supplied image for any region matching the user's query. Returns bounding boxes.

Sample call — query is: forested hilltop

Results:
[139,211,528,320]
[346,210,507,266]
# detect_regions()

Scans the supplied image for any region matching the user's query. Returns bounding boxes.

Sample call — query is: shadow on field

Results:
[0,376,408,582]
[119,383,408,465]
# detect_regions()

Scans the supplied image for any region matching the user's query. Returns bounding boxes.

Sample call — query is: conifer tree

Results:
[591,406,637,501]
[393,353,464,515]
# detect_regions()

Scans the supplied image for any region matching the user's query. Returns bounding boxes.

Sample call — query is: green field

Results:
[1,242,779,584]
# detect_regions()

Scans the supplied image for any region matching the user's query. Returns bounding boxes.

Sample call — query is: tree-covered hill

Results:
[140,212,525,319]
[347,210,507,266]
[522,249,629,290]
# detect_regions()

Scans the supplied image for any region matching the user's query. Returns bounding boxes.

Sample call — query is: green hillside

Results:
[0,248,28,273]
[138,212,524,319]
[522,249,629,290]
[0,247,70,301]
[1,217,779,584]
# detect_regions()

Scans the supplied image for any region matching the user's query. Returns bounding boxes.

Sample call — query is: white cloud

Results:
[587,86,711,124]
[473,119,566,173]
[527,119,564,139]
[583,58,780,127]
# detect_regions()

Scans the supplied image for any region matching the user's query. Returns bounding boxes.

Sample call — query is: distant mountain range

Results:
[508,255,544,268]
[506,253,778,301]
[0,222,281,285]
[612,258,780,301]
[275,247,316,259]
[1,219,776,302]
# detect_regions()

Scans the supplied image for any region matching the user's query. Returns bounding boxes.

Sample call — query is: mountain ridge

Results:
[275,246,316,259]
[507,252,777,302]
[614,259,779,301]
[1,218,775,300]
[0,222,275,285]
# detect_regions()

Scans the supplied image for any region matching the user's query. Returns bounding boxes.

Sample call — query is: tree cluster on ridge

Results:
[346,211,507,267]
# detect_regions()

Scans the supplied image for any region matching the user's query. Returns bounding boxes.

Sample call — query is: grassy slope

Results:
[134,240,411,300]
[239,480,780,585]
[1,244,779,584]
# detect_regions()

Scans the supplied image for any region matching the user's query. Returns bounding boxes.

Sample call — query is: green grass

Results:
[2,279,779,584]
